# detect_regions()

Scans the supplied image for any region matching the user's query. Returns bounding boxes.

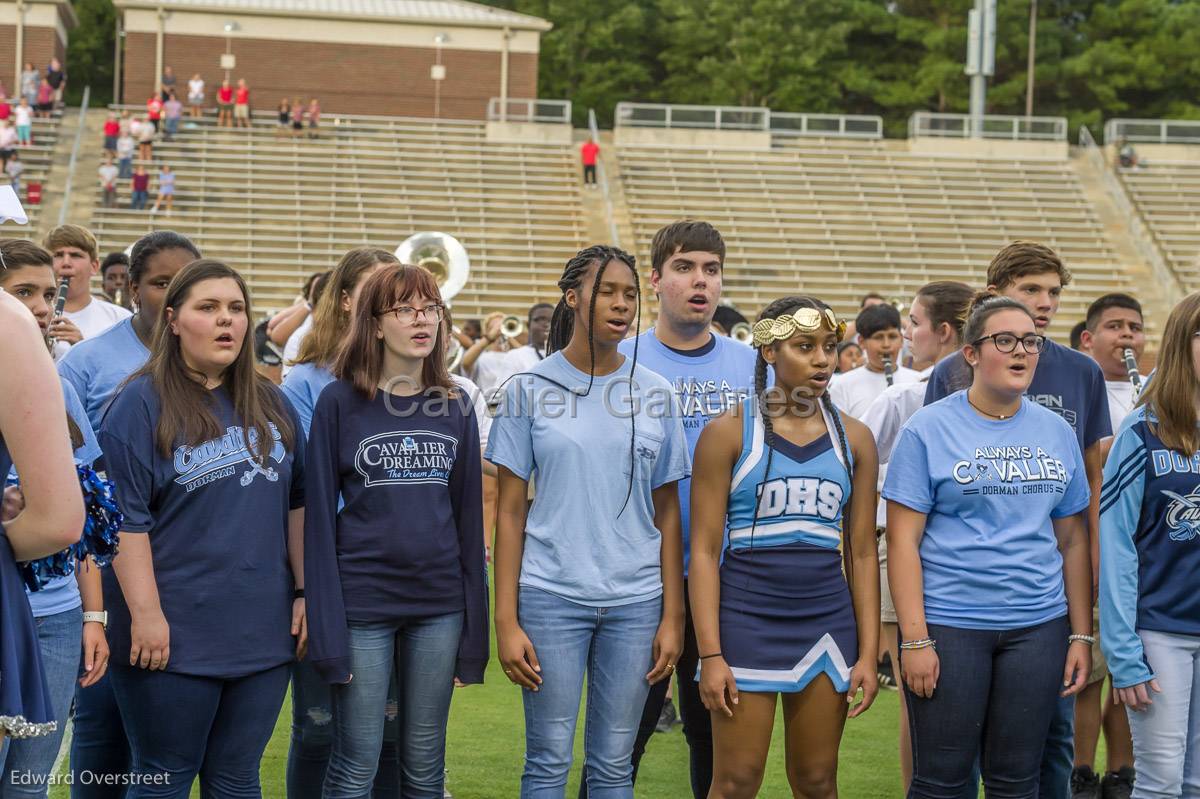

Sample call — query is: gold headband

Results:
[751,307,846,348]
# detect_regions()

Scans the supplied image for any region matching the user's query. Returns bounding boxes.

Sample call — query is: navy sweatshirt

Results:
[303,379,488,685]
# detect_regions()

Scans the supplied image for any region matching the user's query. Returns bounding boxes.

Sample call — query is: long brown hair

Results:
[1141,292,1200,454]
[135,259,295,461]
[333,263,454,398]
[295,247,399,368]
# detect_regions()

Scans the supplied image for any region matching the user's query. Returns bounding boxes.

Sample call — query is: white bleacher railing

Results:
[1104,118,1200,145]
[770,112,883,139]
[615,102,769,131]
[1079,124,1183,301]
[908,111,1067,141]
[487,98,572,125]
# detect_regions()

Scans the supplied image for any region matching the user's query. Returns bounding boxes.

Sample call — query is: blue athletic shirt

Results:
[924,339,1111,454]
[57,317,150,432]
[618,330,755,574]
[18,379,102,617]
[883,390,1090,629]
[99,375,305,678]
[1100,406,1200,688]
[485,351,691,606]
[725,397,852,552]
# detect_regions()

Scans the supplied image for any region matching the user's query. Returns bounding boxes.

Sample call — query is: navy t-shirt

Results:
[304,379,487,685]
[99,375,305,679]
[924,339,1111,452]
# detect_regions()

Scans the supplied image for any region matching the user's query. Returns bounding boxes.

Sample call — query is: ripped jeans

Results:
[287,659,400,799]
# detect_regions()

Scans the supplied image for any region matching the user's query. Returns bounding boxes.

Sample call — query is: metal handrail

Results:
[58,86,91,226]
[1079,124,1183,300]
[1104,118,1200,145]
[615,102,769,131]
[770,112,883,140]
[908,111,1067,141]
[486,97,571,124]
[588,108,620,248]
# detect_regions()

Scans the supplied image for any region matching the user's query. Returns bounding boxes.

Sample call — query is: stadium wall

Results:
[0,2,70,90]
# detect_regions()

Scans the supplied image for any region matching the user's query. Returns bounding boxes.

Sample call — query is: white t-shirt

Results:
[98,164,118,187]
[14,106,32,127]
[450,373,491,449]
[1105,377,1143,432]
[280,314,313,378]
[828,363,920,420]
[860,368,933,527]
[64,296,132,339]
[188,78,205,101]
[471,345,544,399]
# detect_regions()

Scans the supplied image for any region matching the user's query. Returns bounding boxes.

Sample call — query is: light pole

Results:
[965,0,996,138]
[223,21,239,82]
[1026,0,1038,119]
[432,32,448,119]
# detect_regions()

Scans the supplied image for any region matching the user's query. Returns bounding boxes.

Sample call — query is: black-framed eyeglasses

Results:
[971,332,1046,354]
[377,304,445,324]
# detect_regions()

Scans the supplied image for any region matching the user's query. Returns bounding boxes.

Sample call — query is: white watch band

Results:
[82,611,108,629]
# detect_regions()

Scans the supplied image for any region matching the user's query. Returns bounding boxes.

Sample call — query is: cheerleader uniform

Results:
[0,437,57,739]
[709,397,857,694]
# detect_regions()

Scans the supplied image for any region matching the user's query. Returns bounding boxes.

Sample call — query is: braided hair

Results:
[548,245,642,513]
[750,296,856,592]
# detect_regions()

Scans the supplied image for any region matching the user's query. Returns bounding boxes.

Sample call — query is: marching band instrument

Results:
[730,322,753,345]
[1123,347,1142,398]
[45,276,69,353]
[395,231,470,304]
[882,355,895,386]
[500,316,525,340]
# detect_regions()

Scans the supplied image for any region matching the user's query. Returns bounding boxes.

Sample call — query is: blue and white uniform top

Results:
[726,396,851,554]
[1100,405,1200,689]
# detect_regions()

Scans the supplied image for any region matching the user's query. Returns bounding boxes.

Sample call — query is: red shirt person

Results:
[580,139,600,186]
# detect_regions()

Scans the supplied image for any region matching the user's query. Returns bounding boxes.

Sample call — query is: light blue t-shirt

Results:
[281,361,335,437]
[882,390,1089,630]
[618,330,756,575]
[485,351,691,606]
[16,379,103,617]
[57,317,150,432]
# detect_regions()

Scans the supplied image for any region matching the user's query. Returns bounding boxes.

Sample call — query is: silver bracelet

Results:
[899,638,936,651]
[1068,634,1096,646]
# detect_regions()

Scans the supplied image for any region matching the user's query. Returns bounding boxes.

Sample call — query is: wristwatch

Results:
[82,611,108,630]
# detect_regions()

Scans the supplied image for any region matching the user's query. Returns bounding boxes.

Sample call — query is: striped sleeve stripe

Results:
[1099,461,1146,516]
[1099,445,1147,506]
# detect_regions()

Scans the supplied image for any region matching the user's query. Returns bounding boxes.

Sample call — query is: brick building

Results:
[1,0,77,96]
[112,0,551,119]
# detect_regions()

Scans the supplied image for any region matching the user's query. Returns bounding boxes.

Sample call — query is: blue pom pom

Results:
[19,465,123,592]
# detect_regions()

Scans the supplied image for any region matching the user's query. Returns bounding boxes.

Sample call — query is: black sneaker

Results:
[1100,767,1134,799]
[1072,765,1100,799]
[878,653,898,691]
[655,699,678,733]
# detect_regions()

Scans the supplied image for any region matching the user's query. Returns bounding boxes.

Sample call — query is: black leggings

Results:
[579,582,712,799]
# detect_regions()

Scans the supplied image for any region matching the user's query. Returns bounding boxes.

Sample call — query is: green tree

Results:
[66,0,116,105]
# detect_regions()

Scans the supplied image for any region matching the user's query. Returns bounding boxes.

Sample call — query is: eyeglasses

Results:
[377,304,444,324]
[971,332,1046,354]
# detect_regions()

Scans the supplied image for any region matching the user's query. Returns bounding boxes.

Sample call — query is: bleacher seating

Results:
[7,114,63,231]
[617,139,1133,342]
[90,111,588,316]
[1118,161,1200,292]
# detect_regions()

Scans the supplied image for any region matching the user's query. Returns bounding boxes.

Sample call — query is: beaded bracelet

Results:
[899,638,935,651]
[1068,634,1096,646]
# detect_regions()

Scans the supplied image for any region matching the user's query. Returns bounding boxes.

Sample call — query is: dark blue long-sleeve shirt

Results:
[303,379,487,685]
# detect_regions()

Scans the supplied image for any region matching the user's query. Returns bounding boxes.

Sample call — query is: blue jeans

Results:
[1125,629,1200,798]
[1038,695,1074,799]
[164,118,179,137]
[324,613,463,799]
[71,673,131,799]
[904,616,1069,799]
[287,658,401,799]
[518,587,662,799]
[130,191,147,210]
[108,663,290,799]
[118,158,132,179]
[0,606,82,799]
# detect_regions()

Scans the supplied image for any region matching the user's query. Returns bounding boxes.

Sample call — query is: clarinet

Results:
[883,355,895,387]
[45,276,69,353]
[1123,347,1142,398]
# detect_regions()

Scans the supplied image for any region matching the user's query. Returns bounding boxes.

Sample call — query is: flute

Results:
[882,355,895,387]
[1123,347,1142,397]
[45,276,70,353]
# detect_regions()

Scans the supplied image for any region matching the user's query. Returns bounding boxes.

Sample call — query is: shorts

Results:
[104,135,117,151]
[189,95,204,106]
[1087,605,1108,686]
[219,101,233,113]
[234,104,249,119]
[878,532,897,624]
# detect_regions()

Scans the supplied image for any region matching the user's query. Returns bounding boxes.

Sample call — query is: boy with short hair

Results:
[42,224,131,341]
[925,241,1111,799]
[829,303,919,418]
[1081,293,1145,432]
